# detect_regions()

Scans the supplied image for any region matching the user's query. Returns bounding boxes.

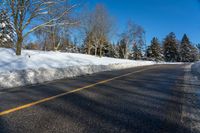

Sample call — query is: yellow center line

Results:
[0,67,156,116]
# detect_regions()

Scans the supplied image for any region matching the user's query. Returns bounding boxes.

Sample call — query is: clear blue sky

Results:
[87,0,200,45]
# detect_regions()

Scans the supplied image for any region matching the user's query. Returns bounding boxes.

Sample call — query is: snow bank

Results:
[0,48,156,89]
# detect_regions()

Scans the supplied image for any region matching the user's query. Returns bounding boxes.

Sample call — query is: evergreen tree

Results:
[189,46,199,62]
[196,44,200,59]
[146,37,163,61]
[131,43,142,60]
[118,38,128,59]
[99,39,110,57]
[0,10,15,48]
[107,43,120,58]
[180,34,192,62]
[180,34,198,62]
[163,32,179,62]
[146,46,151,58]
[197,44,200,53]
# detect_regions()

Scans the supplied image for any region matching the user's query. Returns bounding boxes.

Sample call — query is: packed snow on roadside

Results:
[0,48,156,89]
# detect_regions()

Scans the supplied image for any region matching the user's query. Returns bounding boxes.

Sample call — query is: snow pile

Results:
[0,48,156,89]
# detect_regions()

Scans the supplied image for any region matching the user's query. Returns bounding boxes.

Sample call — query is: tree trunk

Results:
[125,45,128,59]
[95,47,97,56]
[87,43,91,55]
[16,33,23,56]
[100,45,102,57]
[44,38,47,51]
[87,48,90,55]
[52,32,56,51]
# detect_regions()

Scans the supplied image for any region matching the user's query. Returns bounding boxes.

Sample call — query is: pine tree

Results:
[107,43,120,58]
[118,38,128,59]
[180,34,198,62]
[163,32,179,62]
[197,44,200,52]
[180,34,192,62]
[146,37,163,61]
[131,43,142,60]
[196,44,200,59]
[189,46,199,62]
[146,46,151,58]
[0,10,14,48]
[99,39,110,57]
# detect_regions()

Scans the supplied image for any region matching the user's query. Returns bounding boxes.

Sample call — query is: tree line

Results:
[0,1,199,62]
[146,33,199,62]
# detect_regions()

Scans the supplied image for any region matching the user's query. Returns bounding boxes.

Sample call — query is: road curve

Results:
[0,64,192,133]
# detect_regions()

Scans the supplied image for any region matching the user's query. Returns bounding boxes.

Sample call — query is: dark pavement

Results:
[0,64,192,133]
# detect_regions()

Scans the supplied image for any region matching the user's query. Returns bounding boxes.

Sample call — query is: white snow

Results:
[0,48,157,89]
[1,22,6,28]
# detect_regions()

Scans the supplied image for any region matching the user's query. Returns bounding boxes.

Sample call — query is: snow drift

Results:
[0,48,156,89]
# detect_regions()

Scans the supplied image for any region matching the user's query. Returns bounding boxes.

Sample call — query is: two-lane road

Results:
[0,64,192,133]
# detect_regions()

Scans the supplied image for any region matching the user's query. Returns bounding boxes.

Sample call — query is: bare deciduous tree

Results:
[120,20,145,59]
[3,0,78,55]
[35,1,79,51]
[82,4,113,57]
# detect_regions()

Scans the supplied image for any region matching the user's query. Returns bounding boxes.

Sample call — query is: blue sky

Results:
[87,0,200,45]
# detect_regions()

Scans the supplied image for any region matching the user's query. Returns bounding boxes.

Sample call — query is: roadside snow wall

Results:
[0,63,156,89]
[0,48,156,88]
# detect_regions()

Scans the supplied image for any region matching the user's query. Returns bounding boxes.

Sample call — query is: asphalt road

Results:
[0,64,192,133]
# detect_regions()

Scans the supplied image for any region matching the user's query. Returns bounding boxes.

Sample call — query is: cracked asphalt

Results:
[0,64,194,133]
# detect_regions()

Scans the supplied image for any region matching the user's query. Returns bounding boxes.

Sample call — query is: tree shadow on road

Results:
[0,64,196,133]
[0,114,11,133]
[36,90,191,133]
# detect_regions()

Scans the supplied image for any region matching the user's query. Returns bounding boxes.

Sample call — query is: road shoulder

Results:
[182,64,200,133]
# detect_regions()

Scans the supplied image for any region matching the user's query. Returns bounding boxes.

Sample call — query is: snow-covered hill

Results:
[0,48,156,88]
